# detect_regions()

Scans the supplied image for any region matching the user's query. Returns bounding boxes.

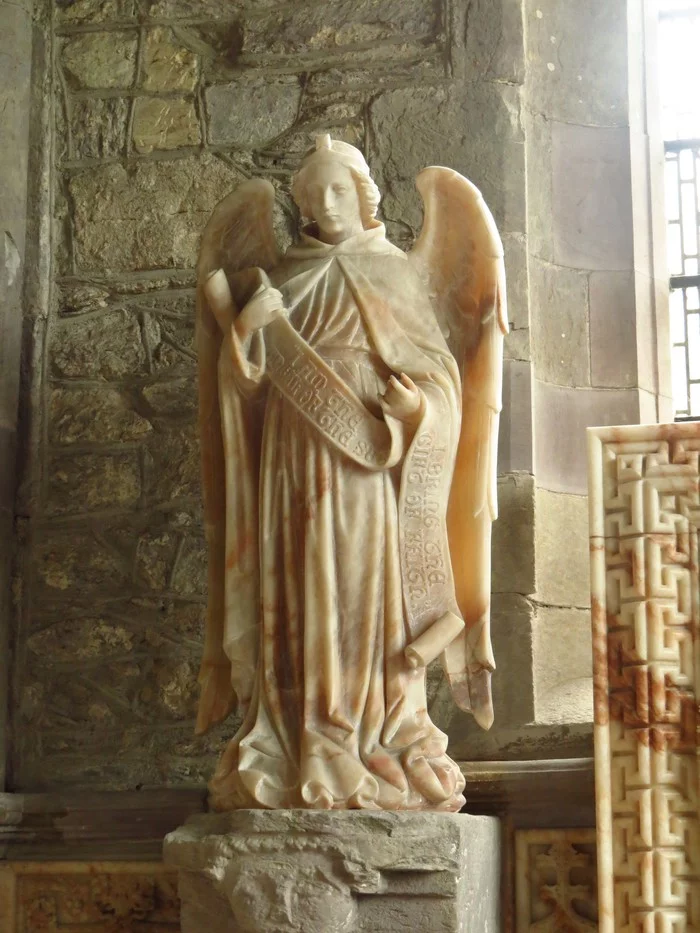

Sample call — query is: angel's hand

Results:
[379,373,424,425]
[235,285,286,341]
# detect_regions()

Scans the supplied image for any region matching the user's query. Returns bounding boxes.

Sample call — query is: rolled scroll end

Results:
[404,611,465,670]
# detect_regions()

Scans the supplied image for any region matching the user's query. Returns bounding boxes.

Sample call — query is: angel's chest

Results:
[286,269,373,353]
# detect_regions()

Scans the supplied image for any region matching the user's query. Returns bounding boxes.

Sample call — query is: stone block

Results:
[464,0,525,85]
[206,78,302,148]
[535,487,590,609]
[534,381,645,494]
[146,314,196,373]
[589,270,638,388]
[48,451,141,514]
[48,386,152,445]
[55,0,139,25]
[142,377,198,417]
[638,387,658,423]
[502,231,530,361]
[523,111,554,263]
[242,0,438,58]
[552,122,634,272]
[50,311,147,380]
[68,155,243,273]
[170,535,206,596]
[369,82,525,246]
[26,617,136,664]
[133,98,201,153]
[446,592,536,758]
[529,256,590,387]
[492,472,535,596]
[629,130,654,278]
[135,529,180,589]
[141,0,241,18]
[32,527,130,598]
[497,359,533,474]
[533,605,593,725]
[143,27,199,92]
[525,0,628,126]
[305,59,446,101]
[164,810,501,933]
[654,277,672,404]
[66,97,130,162]
[61,31,138,90]
[144,422,200,503]
[178,22,245,82]
[633,270,657,395]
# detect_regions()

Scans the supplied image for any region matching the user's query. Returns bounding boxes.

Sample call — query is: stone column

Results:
[523,0,671,739]
[164,811,501,933]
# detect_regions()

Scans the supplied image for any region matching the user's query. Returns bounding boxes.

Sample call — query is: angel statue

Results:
[194,134,507,813]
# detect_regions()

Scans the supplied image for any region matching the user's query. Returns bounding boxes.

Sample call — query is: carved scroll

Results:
[588,423,700,933]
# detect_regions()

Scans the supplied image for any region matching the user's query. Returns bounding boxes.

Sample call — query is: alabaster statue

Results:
[194,135,508,812]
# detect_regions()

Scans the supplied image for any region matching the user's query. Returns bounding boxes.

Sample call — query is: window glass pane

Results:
[672,345,689,413]
[666,157,680,220]
[668,222,683,274]
[683,257,698,275]
[670,288,687,344]
[680,148,695,180]
[686,286,700,310]
[681,183,697,253]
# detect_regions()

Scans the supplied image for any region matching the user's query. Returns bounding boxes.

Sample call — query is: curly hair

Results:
[291,164,381,228]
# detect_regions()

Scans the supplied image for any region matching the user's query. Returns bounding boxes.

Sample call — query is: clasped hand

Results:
[379,373,423,425]
[203,270,286,340]
[235,285,286,341]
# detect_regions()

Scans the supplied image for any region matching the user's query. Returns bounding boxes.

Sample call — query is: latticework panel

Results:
[588,423,700,933]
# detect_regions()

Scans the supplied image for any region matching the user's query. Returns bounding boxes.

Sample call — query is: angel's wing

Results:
[195,179,281,735]
[408,167,508,729]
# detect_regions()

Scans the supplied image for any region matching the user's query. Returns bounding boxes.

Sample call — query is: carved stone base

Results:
[163,810,501,933]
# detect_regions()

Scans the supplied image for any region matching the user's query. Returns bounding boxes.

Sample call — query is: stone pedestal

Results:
[163,810,501,933]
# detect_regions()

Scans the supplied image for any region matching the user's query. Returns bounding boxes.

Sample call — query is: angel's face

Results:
[301,162,364,245]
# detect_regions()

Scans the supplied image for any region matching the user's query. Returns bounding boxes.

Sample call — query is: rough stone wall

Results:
[11,0,533,790]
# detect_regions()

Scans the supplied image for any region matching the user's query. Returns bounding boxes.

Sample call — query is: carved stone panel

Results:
[515,828,598,932]
[588,422,700,932]
[0,862,179,932]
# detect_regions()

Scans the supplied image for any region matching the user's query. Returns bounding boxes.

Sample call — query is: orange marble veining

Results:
[193,136,508,811]
[588,423,700,933]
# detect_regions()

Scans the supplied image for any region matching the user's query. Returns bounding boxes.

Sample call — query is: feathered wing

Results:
[195,179,281,735]
[408,167,508,730]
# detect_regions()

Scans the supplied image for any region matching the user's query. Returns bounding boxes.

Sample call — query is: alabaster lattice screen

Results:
[588,422,700,932]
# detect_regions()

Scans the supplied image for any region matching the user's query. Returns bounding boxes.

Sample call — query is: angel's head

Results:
[291,135,381,245]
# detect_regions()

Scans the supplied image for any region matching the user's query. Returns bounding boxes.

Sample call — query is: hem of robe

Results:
[208,725,467,814]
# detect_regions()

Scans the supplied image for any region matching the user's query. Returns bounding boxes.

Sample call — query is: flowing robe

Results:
[210,223,467,811]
